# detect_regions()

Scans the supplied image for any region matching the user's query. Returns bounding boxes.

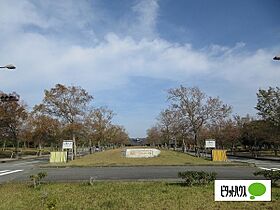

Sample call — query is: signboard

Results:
[62,140,73,149]
[215,180,271,201]
[205,139,216,148]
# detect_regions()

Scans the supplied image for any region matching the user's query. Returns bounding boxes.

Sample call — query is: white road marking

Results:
[0,170,23,176]
[231,157,280,171]
[258,167,280,171]
[0,170,10,173]
[258,167,271,170]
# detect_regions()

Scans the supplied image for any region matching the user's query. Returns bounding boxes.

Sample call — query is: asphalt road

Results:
[1,151,279,183]
[0,157,265,183]
[228,156,280,171]
[0,157,47,183]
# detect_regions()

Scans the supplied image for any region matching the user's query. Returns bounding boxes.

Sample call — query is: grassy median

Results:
[0,182,279,210]
[51,148,246,167]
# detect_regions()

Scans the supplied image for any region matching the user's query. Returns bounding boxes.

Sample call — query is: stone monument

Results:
[122,148,161,158]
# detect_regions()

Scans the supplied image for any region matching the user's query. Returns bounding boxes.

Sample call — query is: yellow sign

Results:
[50,151,67,163]
[212,150,227,161]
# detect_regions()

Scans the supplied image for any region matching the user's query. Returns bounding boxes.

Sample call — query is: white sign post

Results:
[62,140,73,149]
[62,140,74,161]
[205,139,216,160]
[205,139,216,148]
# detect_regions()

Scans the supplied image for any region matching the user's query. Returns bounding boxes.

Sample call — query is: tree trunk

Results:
[231,143,236,155]
[15,136,19,159]
[2,140,6,151]
[73,133,77,158]
[89,139,92,154]
[194,132,200,157]
[38,142,42,156]
[182,139,186,153]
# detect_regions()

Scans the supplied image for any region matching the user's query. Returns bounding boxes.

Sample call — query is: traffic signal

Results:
[0,94,19,102]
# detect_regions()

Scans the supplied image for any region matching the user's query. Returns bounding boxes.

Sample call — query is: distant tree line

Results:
[0,84,130,157]
[146,86,280,156]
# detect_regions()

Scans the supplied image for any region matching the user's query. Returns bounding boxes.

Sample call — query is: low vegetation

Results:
[0,148,50,159]
[178,171,217,186]
[30,172,48,188]
[0,182,279,210]
[254,170,280,186]
[48,148,246,167]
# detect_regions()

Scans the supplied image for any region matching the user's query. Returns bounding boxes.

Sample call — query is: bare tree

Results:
[107,125,129,146]
[157,108,190,149]
[157,109,173,145]
[167,86,232,152]
[146,126,162,146]
[85,107,114,147]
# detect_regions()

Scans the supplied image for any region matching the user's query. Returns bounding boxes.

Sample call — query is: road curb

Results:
[0,155,49,163]
[227,154,280,162]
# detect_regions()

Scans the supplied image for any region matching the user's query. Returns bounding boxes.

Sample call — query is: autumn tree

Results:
[167,86,232,151]
[0,94,28,158]
[34,84,93,157]
[256,87,280,127]
[19,117,34,148]
[85,107,114,147]
[206,118,241,151]
[255,87,280,155]
[146,126,162,146]
[107,125,130,146]
[28,110,61,155]
[157,108,190,149]
[157,109,174,145]
[241,120,280,156]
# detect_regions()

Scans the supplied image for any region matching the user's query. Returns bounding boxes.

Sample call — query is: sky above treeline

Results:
[0,0,280,137]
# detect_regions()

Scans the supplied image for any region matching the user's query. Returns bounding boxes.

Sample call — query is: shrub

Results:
[89,176,96,186]
[178,171,217,186]
[254,170,280,186]
[30,172,48,188]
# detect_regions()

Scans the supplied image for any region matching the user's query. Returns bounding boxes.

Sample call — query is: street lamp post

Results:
[273,55,280,60]
[0,63,18,101]
[0,64,16,69]
[1,63,19,158]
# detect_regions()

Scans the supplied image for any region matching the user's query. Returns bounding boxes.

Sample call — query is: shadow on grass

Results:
[166,182,192,187]
[166,182,215,188]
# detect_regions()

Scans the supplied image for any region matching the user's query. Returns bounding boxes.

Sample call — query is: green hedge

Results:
[178,171,217,186]
[254,170,280,186]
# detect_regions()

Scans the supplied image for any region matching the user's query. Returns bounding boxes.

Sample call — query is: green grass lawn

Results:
[0,182,279,210]
[49,148,247,167]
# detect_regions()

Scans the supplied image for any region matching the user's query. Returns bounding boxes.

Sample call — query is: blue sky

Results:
[0,0,280,137]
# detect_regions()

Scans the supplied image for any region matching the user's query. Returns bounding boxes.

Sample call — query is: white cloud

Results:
[131,0,159,39]
[0,0,279,114]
